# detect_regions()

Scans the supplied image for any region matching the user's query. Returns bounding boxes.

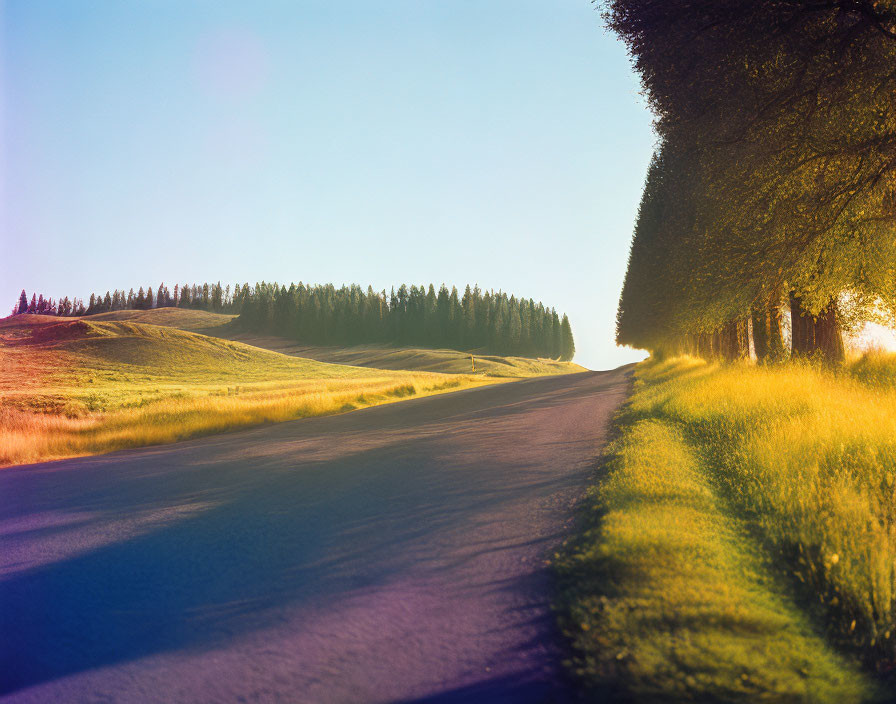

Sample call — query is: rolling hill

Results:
[77,307,588,376]
[0,314,495,466]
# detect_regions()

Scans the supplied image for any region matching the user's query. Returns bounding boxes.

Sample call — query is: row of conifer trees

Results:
[236,282,575,360]
[11,282,575,361]
[10,283,244,318]
[610,0,896,364]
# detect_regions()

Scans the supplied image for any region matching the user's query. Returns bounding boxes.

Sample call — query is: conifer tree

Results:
[560,314,575,361]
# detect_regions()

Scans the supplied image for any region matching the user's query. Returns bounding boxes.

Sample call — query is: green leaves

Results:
[611,0,896,357]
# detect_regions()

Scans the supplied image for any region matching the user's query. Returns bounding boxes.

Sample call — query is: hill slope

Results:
[78,308,588,376]
[0,315,495,466]
[223,334,588,376]
[83,307,237,332]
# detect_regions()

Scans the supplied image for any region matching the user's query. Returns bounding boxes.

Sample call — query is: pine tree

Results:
[16,290,28,315]
[551,310,561,359]
[507,298,522,354]
[560,314,575,361]
[212,282,223,312]
[222,280,572,359]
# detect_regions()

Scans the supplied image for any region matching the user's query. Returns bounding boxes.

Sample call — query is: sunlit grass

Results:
[0,376,474,466]
[0,315,500,466]
[847,348,896,387]
[556,355,896,701]
[555,419,873,702]
[630,358,896,664]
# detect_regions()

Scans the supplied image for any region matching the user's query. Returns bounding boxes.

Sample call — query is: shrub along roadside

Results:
[554,357,890,702]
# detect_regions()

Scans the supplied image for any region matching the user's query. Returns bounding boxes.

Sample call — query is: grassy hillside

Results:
[84,307,237,332]
[556,356,896,702]
[0,315,497,466]
[223,333,588,376]
[78,308,587,376]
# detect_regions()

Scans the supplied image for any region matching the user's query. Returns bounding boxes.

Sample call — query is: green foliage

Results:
[609,1,896,360]
[555,356,896,700]
[560,314,575,361]
[11,280,574,360]
[235,282,573,360]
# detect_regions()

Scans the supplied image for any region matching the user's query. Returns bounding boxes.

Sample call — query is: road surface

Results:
[1,368,631,703]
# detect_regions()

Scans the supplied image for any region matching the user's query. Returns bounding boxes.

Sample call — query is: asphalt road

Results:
[1,367,631,704]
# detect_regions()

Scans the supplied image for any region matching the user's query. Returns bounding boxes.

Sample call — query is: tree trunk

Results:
[719,319,749,361]
[789,293,844,364]
[697,332,711,359]
[767,301,785,362]
[751,304,769,361]
[790,293,812,357]
[753,295,785,363]
[737,319,749,359]
[814,303,845,364]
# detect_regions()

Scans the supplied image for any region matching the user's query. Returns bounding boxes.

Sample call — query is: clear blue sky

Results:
[1,0,653,369]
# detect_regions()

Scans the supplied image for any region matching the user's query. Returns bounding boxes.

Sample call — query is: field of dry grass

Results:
[557,354,896,701]
[0,314,500,466]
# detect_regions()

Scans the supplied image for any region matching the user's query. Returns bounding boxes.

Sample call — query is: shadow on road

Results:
[0,368,632,701]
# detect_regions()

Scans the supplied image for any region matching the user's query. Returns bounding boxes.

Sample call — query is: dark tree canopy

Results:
[610,0,896,362]
[236,282,575,360]
[8,281,576,361]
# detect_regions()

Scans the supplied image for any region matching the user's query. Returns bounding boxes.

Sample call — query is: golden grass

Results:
[555,355,896,701]
[555,419,873,702]
[0,376,471,466]
[848,348,896,387]
[0,315,500,466]
[84,307,237,331]
[628,358,896,664]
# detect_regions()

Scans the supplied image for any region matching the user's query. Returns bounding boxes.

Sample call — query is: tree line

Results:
[10,282,245,318]
[610,0,896,364]
[10,282,576,361]
[237,282,575,360]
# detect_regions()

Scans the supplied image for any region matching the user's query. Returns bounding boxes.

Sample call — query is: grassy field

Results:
[556,355,896,702]
[223,333,588,376]
[77,308,587,376]
[0,314,500,466]
[85,307,238,332]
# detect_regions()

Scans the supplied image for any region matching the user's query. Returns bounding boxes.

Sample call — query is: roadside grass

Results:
[0,315,499,466]
[556,355,896,701]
